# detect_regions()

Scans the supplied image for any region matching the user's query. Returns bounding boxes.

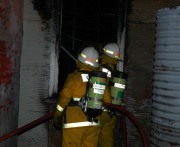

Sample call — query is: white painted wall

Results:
[18,0,58,146]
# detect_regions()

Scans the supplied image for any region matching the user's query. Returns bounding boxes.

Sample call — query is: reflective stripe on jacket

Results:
[63,121,100,128]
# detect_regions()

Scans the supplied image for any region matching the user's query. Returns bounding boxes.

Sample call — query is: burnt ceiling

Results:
[61,0,126,51]
[32,0,127,51]
[32,0,127,90]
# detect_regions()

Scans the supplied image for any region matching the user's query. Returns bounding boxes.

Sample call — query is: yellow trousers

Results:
[98,111,116,147]
[62,106,100,147]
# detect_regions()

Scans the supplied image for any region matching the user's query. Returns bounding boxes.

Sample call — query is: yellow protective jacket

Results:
[56,67,111,124]
[58,70,87,109]
[55,66,111,147]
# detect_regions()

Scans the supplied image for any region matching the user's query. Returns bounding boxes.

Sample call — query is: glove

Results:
[53,110,63,130]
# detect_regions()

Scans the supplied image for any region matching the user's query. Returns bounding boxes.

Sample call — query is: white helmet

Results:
[78,47,99,68]
[103,43,120,60]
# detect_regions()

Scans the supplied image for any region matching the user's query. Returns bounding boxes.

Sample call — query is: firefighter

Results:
[53,46,110,147]
[98,42,121,147]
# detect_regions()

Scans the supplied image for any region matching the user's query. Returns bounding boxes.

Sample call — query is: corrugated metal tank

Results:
[151,6,180,147]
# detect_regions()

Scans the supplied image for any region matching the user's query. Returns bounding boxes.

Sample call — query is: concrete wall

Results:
[0,1,23,146]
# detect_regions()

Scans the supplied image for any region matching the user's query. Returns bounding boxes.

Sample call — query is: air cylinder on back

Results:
[110,71,128,105]
[86,71,107,121]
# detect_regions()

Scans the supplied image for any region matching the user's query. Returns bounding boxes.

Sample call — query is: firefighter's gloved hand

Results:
[53,110,63,130]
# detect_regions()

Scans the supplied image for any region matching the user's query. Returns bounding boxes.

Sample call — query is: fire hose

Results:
[0,103,149,147]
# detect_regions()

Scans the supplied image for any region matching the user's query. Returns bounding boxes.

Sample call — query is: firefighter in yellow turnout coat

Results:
[98,43,120,147]
[54,46,111,147]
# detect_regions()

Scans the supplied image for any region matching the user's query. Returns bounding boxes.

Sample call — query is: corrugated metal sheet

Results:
[18,0,50,146]
[126,0,180,147]
[151,6,180,147]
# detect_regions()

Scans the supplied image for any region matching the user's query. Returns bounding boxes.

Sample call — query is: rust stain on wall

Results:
[0,98,13,111]
[0,41,13,84]
[0,1,11,29]
[0,0,23,146]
